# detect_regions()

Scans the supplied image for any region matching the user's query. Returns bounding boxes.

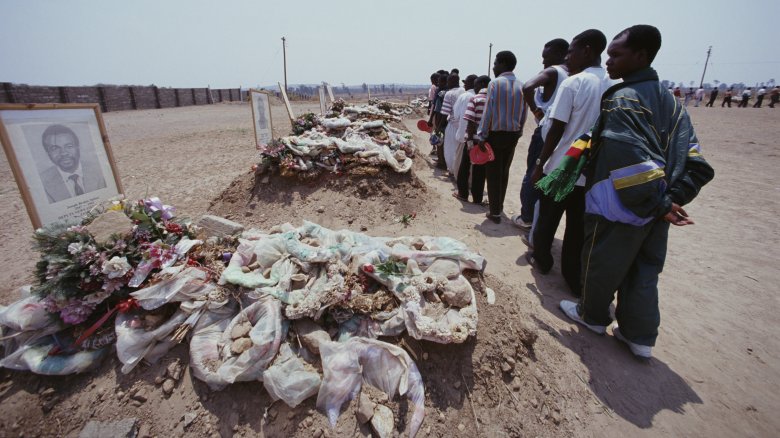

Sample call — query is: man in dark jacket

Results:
[559,25,714,359]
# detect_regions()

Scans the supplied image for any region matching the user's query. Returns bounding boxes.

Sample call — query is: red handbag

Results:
[469,142,495,165]
[416,119,432,133]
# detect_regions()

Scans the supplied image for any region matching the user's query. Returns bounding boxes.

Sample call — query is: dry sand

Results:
[0,98,778,437]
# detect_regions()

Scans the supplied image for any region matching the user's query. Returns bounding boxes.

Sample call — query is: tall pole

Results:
[488,43,493,77]
[699,46,712,88]
[281,37,288,93]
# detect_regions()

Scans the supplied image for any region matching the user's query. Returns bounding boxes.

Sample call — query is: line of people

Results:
[424,25,714,360]
[675,85,780,108]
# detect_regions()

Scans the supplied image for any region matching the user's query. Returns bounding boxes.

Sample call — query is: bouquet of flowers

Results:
[32,197,195,326]
[291,112,319,135]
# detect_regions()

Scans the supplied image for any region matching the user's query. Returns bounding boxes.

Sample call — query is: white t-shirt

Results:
[543,66,617,186]
[536,65,569,131]
[452,89,475,142]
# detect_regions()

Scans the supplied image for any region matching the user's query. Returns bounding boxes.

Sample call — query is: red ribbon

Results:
[49,297,138,356]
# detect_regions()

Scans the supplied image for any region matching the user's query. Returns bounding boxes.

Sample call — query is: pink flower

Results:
[58,299,97,325]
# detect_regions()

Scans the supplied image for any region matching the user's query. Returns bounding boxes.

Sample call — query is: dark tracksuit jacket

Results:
[579,67,714,346]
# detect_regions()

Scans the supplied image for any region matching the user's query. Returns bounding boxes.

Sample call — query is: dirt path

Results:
[0,100,777,437]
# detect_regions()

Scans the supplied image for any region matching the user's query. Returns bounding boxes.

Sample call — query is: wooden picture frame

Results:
[318,86,327,115]
[277,82,295,121]
[249,89,274,146]
[0,103,124,229]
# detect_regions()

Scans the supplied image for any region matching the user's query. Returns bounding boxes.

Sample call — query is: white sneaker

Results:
[613,326,653,359]
[559,300,606,335]
[511,214,532,230]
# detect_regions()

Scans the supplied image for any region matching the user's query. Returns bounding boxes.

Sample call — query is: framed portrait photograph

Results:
[277,82,295,121]
[250,89,274,146]
[318,86,327,115]
[0,103,124,229]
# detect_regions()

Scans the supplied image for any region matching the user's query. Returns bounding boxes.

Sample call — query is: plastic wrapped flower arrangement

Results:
[31,197,197,329]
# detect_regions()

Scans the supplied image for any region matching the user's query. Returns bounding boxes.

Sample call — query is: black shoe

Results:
[485,213,501,224]
[525,252,550,274]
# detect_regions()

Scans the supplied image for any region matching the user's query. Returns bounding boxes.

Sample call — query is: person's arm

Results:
[522,67,557,122]
[530,118,567,184]
[665,133,715,209]
[595,121,713,225]
[476,82,497,144]
[529,80,574,183]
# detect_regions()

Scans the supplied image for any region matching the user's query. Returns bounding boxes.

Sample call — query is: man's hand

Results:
[664,203,695,226]
[530,165,543,185]
[532,108,544,123]
[477,140,487,152]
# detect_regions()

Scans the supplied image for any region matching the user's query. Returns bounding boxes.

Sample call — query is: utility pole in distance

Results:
[488,43,493,78]
[281,37,288,93]
[699,46,712,88]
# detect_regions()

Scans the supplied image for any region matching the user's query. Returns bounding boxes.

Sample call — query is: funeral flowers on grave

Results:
[32,197,195,326]
[291,112,319,135]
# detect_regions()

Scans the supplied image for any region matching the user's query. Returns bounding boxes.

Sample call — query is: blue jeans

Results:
[520,126,544,222]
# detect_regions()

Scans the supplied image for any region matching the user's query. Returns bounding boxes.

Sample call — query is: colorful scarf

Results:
[535,131,591,202]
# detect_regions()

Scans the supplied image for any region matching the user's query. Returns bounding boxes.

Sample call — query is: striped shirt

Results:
[476,72,526,140]
[441,87,464,116]
[463,88,488,124]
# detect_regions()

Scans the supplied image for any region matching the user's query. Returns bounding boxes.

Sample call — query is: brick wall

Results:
[0,82,241,112]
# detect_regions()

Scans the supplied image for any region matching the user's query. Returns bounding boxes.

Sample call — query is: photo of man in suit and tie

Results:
[39,124,106,204]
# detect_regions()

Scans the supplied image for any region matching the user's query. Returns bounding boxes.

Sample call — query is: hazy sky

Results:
[1,0,778,89]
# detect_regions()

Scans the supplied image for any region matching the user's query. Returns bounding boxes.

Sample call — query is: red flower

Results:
[362,263,374,273]
[165,222,183,235]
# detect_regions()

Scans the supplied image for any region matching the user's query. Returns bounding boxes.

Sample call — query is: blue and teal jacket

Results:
[584,67,714,226]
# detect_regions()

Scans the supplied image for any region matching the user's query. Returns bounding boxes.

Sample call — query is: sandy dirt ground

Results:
[0,98,777,437]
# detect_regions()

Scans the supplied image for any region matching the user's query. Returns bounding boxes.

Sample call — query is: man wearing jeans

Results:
[512,38,569,230]
[476,51,527,224]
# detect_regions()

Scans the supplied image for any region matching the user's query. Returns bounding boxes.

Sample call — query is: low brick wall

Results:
[0,82,241,112]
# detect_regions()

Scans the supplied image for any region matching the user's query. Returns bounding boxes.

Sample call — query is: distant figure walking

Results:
[769,86,779,108]
[694,86,704,107]
[753,86,766,108]
[738,87,751,107]
[705,87,718,107]
[721,88,733,107]
[683,87,694,106]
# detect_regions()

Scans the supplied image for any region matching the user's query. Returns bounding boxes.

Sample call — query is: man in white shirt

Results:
[694,86,705,107]
[513,38,569,230]
[738,87,752,108]
[526,29,617,296]
[753,86,767,108]
[39,124,106,203]
[450,74,477,176]
[441,75,465,175]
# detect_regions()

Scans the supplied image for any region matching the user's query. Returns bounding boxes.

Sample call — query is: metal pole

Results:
[281,37,288,93]
[488,43,493,77]
[699,46,712,88]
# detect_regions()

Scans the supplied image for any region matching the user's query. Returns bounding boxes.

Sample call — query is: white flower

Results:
[67,242,84,255]
[101,256,132,279]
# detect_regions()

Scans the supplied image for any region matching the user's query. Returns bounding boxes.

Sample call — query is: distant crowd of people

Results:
[423,25,714,360]
[672,85,780,108]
